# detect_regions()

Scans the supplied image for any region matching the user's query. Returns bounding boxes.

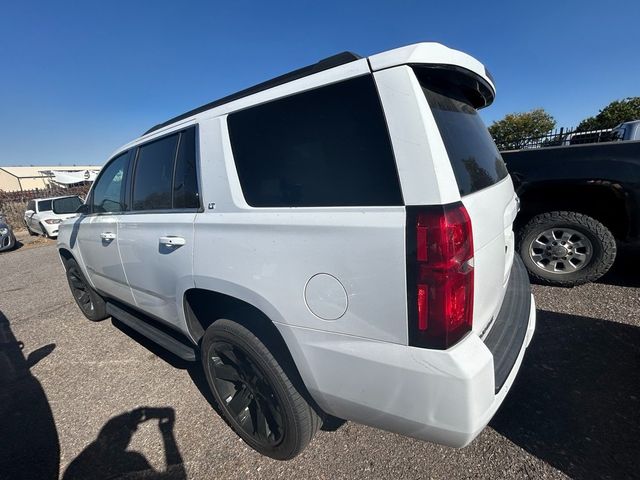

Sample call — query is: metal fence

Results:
[497,127,617,151]
[0,185,90,228]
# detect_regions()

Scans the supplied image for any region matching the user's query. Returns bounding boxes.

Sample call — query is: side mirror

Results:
[76,204,90,215]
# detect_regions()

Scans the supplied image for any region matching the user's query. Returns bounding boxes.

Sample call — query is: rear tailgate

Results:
[414,67,516,334]
[463,177,518,334]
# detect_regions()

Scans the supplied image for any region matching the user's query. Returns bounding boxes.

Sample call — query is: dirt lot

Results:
[1,242,638,480]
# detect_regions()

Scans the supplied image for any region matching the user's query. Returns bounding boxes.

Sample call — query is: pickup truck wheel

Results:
[64,258,108,321]
[201,319,320,460]
[517,211,616,286]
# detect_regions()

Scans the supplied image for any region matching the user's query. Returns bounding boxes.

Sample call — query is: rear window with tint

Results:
[227,75,403,207]
[417,72,508,196]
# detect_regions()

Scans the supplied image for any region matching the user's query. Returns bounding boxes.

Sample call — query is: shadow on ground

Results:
[596,245,640,288]
[0,310,59,480]
[62,407,186,480]
[491,309,640,480]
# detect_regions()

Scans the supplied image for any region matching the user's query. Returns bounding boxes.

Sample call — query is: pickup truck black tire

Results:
[201,319,320,460]
[64,258,108,321]
[517,211,617,286]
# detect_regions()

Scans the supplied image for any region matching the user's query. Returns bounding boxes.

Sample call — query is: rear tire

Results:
[64,258,108,321]
[517,211,616,286]
[201,319,320,460]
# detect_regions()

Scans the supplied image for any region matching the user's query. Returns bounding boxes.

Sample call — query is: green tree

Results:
[488,109,556,150]
[577,97,640,131]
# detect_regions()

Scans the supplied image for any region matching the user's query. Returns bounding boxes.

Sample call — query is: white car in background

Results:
[24,195,83,238]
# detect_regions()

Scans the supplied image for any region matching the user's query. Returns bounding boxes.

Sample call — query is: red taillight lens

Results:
[407,203,474,349]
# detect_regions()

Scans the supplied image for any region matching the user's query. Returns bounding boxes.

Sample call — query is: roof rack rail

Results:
[143,51,363,136]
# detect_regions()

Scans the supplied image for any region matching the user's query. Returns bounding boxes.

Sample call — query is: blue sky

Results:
[1,0,638,166]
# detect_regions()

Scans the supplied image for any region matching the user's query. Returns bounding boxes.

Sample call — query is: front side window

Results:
[38,200,52,212]
[132,134,179,211]
[27,201,35,211]
[92,152,129,213]
[227,75,403,207]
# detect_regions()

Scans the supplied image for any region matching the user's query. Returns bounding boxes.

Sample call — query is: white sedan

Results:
[24,195,83,238]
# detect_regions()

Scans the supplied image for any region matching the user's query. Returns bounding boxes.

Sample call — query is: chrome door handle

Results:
[100,232,116,240]
[159,236,185,247]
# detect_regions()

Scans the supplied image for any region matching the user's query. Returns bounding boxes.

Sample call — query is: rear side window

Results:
[417,70,508,196]
[38,200,52,212]
[132,134,179,210]
[173,127,200,209]
[227,75,403,207]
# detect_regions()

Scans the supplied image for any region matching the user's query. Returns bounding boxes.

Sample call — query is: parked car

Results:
[0,214,16,251]
[24,195,83,238]
[611,120,640,142]
[502,139,640,286]
[58,42,536,460]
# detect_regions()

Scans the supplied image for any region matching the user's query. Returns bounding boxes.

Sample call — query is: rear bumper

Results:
[277,257,535,448]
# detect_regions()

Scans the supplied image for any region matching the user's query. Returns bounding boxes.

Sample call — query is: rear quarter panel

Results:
[193,117,409,344]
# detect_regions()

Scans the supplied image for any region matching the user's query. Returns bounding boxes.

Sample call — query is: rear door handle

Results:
[100,232,116,240]
[159,236,185,247]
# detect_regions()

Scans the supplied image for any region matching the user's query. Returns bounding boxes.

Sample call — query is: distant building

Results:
[0,166,101,192]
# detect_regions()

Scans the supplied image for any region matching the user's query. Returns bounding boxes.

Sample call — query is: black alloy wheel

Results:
[200,318,320,459]
[68,267,94,315]
[64,258,108,321]
[207,341,284,446]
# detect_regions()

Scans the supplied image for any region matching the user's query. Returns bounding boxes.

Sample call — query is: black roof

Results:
[143,51,362,136]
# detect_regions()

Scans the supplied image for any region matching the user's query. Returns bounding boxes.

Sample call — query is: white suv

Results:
[58,43,536,460]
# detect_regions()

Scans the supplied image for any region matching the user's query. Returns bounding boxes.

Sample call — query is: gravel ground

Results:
[0,243,638,480]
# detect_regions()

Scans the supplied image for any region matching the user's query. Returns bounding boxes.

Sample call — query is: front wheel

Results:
[64,258,108,321]
[201,319,320,460]
[517,211,617,286]
[25,220,37,236]
[39,222,51,238]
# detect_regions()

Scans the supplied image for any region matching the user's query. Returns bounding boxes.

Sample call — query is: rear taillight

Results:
[407,202,474,349]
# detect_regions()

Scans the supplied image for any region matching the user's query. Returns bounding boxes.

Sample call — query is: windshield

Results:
[53,196,83,214]
[415,69,508,196]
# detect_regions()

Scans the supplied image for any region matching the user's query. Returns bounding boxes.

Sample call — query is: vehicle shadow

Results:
[0,310,60,480]
[596,245,640,288]
[491,309,640,480]
[62,407,186,480]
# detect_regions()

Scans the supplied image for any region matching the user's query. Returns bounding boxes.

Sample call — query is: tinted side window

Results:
[38,200,52,212]
[227,75,402,207]
[92,152,129,213]
[27,201,35,211]
[132,134,179,211]
[173,127,199,209]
